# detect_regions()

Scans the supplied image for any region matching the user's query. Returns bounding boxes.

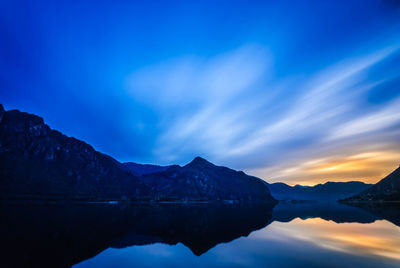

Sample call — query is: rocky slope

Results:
[141,156,277,203]
[0,104,151,200]
[123,162,175,176]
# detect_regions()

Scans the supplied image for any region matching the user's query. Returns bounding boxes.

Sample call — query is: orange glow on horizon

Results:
[248,149,400,186]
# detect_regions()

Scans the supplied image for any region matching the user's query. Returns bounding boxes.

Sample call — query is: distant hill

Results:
[141,156,277,203]
[123,162,175,176]
[342,166,400,202]
[268,181,372,202]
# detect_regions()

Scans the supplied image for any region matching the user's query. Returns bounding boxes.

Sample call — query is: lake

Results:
[1,201,399,268]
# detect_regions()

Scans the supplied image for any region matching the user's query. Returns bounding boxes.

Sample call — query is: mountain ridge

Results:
[267,181,372,202]
[120,157,374,203]
[0,104,276,203]
[0,104,151,200]
[141,156,276,203]
[123,162,176,176]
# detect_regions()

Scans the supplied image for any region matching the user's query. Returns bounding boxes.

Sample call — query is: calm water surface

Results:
[1,202,399,268]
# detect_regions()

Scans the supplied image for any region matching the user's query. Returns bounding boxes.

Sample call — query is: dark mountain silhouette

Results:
[0,105,276,203]
[123,162,175,176]
[0,104,150,201]
[141,156,277,203]
[342,166,400,202]
[268,181,372,202]
[0,202,274,267]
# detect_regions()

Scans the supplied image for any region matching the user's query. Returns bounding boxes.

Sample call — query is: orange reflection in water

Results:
[260,218,400,261]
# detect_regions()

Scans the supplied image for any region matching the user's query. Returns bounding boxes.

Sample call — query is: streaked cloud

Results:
[326,98,400,141]
[126,44,400,185]
[2,0,400,185]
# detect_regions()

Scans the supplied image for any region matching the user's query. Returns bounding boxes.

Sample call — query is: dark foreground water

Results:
[0,201,399,268]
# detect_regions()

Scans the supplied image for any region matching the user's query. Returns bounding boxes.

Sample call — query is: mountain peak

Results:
[186,156,214,167]
[193,156,207,162]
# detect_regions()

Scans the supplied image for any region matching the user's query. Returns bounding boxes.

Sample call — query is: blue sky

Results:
[1,0,400,185]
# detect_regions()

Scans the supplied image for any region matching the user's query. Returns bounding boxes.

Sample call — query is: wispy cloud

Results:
[125,44,400,184]
[326,98,400,141]
[126,44,273,162]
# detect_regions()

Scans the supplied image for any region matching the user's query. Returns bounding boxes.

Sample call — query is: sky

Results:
[1,0,400,185]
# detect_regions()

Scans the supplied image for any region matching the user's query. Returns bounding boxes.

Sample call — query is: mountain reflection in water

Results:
[0,201,399,268]
[0,202,274,267]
